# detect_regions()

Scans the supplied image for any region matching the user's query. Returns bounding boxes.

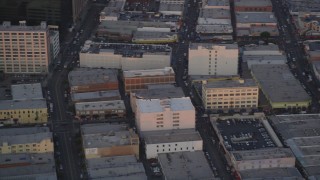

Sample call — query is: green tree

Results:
[260,31,271,43]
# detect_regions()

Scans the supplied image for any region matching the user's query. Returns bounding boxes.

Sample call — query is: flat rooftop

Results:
[236,12,277,23]
[211,114,280,151]
[0,99,47,110]
[307,41,320,51]
[0,127,52,145]
[75,100,125,111]
[205,0,229,7]
[131,86,184,99]
[68,68,118,87]
[242,55,287,62]
[81,124,138,148]
[0,163,57,179]
[235,0,272,7]
[239,167,303,180]
[269,114,320,140]
[199,8,230,19]
[158,151,215,180]
[81,42,172,55]
[86,155,147,180]
[251,64,311,103]
[11,83,43,100]
[159,3,184,12]
[196,24,233,34]
[133,31,177,39]
[204,79,257,89]
[243,44,281,53]
[189,43,238,50]
[123,67,174,78]
[0,153,54,166]
[197,18,231,25]
[231,148,294,161]
[71,90,121,102]
[143,129,201,144]
[136,97,194,113]
[0,21,48,32]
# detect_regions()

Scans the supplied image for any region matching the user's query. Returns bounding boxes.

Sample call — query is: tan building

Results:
[202,79,259,111]
[123,67,175,93]
[0,21,51,74]
[0,99,48,124]
[68,68,118,93]
[81,124,139,159]
[0,127,53,154]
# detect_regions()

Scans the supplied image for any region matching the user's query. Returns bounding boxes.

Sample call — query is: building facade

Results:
[0,21,51,74]
[135,97,195,132]
[188,43,238,76]
[202,79,259,111]
[234,0,273,12]
[123,67,175,93]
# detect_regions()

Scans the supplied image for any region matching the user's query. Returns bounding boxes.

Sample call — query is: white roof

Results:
[75,100,125,111]
[136,97,194,113]
[0,99,47,110]
[123,67,174,78]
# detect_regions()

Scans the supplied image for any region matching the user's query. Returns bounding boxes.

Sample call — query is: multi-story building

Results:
[160,0,184,4]
[130,86,184,113]
[49,28,60,61]
[201,0,230,9]
[71,0,89,23]
[234,0,273,12]
[0,21,51,74]
[188,43,238,76]
[0,127,53,154]
[251,64,311,110]
[81,124,139,159]
[123,67,175,93]
[202,79,259,111]
[11,83,44,100]
[71,90,121,103]
[143,129,203,159]
[68,68,118,93]
[304,40,320,62]
[135,97,195,132]
[75,100,126,119]
[80,42,171,70]
[0,99,48,124]
[99,0,125,22]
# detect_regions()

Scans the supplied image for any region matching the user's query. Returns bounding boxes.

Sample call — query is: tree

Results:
[260,31,271,43]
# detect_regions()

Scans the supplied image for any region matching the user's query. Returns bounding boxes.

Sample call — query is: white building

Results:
[188,43,238,76]
[80,42,171,70]
[0,21,51,74]
[143,129,203,159]
[135,97,195,132]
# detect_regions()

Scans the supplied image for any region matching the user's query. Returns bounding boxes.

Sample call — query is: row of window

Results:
[207,93,258,97]
[156,146,195,152]
[207,105,257,109]
[207,89,258,93]
[0,110,43,115]
[206,101,257,105]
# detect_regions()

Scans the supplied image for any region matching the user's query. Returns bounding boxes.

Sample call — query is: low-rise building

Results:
[159,3,184,16]
[202,79,258,111]
[123,67,175,93]
[188,43,238,76]
[132,31,178,44]
[99,0,125,22]
[242,44,283,56]
[143,129,202,159]
[234,0,273,12]
[230,148,296,172]
[11,83,43,100]
[201,0,230,9]
[86,155,147,179]
[81,124,139,159]
[130,86,184,113]
[0,99,48,124]
[251,64,311,110]
[0,127,53,154]
[71,90,121,103]
[68,68,118,93]
[135,97,195,132]
[75,100,126,119]
[239,167,303,180]
[304,40,320,62]
[80,42,172,70]
[243,55,287,70]
[158,151,215,180]
[0,152,57,179]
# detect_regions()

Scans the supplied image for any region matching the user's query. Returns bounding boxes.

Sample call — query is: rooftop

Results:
[239,167,303,180]
[236,12,277,23]
[0,127,52,145]
[81,124,138,148]
[81,42,172,56]
[235,0,272,7]
[0,163,57,179]
[71,90,121,102]
[189,43,238,50]
[242,55,287,62]
[0,21,48,32]
[268,114,320,140]
[251,64,311,103]
[136,97,194,113]
[196,24,233,34]
[86,155,147,180]
[11,83,43,100]
[68,68,118,87]
[306,41,320,51]
[203,79,257,89]
[131,86,184,99]
[231,148,294,161]
[158,151,215,180]
[197,18,232,25]
[159,3,184,12]
[0,99,47,110]
[204,0,229,7]
[199,8,230,19]
[75,100,125,111]
[123,67,174,78]
[242,44,281,53]
[133,31,177,40]
[0,153,54,166]
[211,114,281,151]
[143,129,201,144]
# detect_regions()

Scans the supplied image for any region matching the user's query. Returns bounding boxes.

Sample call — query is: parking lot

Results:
[216,118,276,151]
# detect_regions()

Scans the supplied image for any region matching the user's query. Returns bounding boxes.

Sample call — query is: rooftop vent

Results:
[3,21,11,28]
